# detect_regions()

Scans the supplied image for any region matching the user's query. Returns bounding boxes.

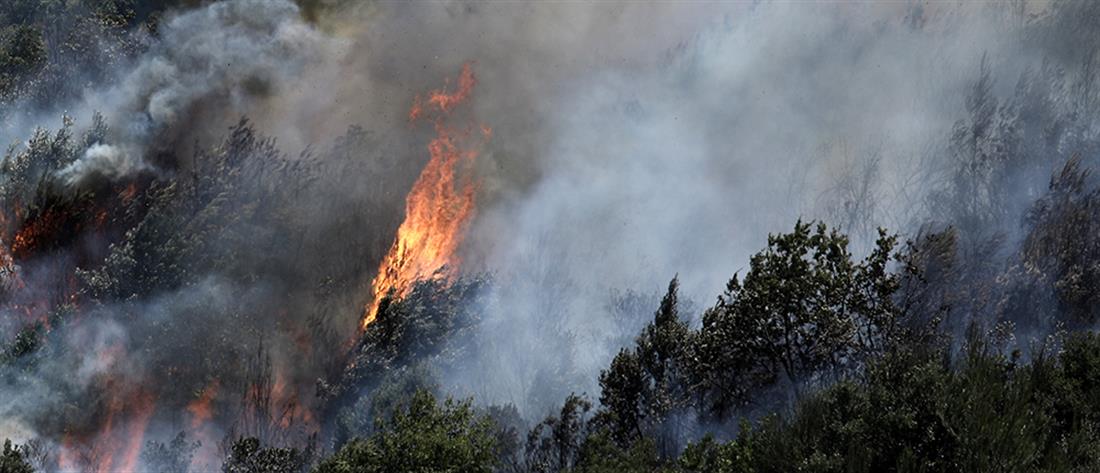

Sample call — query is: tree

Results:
[597,348,647,447]
[573,432,663,473]
[525,393,593,472]
[693,273,773,419]
[596,278,694,455]
[223,437,310,473]
[696,221,900,415]
[0,439,33,473]
[314,390,498,473]
[333,363,440,449]
[0,24,45,80]
[1011,157,1100,327]
[634,278,695,456]
[678,427,756,473]
[671,331,1100,473]
[140,432,199,473]
[485,403,526,473]
[325,277,487,405]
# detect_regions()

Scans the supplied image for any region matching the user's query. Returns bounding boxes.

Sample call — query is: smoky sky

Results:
[381,2,1052,415]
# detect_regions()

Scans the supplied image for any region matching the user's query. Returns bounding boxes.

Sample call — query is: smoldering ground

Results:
[1,0,1098,470]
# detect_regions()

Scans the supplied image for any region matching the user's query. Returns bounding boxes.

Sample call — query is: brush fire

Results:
[4,1,1100,472]
[0,59,488,472]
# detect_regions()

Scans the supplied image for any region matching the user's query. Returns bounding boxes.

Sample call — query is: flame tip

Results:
[363,64,486,329]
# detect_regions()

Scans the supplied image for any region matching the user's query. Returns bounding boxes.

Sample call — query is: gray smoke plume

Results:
[58,0,341,185]
[372,2,1050,416]
[0,0,367,466]
[57,143,145,187]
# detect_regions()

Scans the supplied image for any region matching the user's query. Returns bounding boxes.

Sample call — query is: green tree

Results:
[574,432,664,473]
[679,427,756,473]
[675,331,1100,473]
[314,390,498,473]
[696,221,899,414]
[333,364,439,448]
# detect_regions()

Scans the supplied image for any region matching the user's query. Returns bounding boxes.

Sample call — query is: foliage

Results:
[140,432,200,473]
[314,389,498,473]
[526,393,593,472]
[677,428,755,473]
[0,439,33,473]
[0,24,45,90]
[1008,157,1100,327]
[332,363,440,449]
[663,332,1100,473]
[694,222,900,417]
[573,432,665,473]
[596,278,696,456]
[323,276,488,407]
[8,3,1100,473]
[0,0,160,107]
[223,437,311,473]
[486,403,527,473]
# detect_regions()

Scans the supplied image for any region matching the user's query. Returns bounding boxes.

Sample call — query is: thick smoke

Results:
[57,144,145,186]
[39,0,342,185]
[358,2,1051,416]
[0,0,380,467]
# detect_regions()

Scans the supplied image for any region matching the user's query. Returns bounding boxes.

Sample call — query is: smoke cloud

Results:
[376,2,1054,416]
[57,144,145,187]
[22,0,344,186]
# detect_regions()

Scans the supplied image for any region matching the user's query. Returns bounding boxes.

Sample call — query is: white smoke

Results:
[60,0,341,185]
[57,143,145,187]
[416,1,1050,416]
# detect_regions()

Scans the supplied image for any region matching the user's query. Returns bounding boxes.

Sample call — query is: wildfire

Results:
[362,63,487,328]
[187,380,219,430]
[0,204,23,293]
[58,345,157,473]
[187,380,221,471]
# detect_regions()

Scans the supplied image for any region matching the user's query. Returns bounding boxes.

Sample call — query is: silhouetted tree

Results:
[223,437,310,473]
[0,440,33,473]
[596,278,693,452]
[140,432,199,473]
[525,393,592,472]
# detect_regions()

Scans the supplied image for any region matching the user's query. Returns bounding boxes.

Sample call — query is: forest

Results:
[2,0,1100,472]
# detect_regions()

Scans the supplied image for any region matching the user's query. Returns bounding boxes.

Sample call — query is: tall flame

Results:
[186,379,221,471]
[362,63,486,328]
[57,344,157,473]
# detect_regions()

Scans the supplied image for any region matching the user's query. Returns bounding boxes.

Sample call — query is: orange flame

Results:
[0,205,22,293]
[58,344,157,473]
[187,380,219,430]
[362,63,486,328]
[187,380,221,471]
